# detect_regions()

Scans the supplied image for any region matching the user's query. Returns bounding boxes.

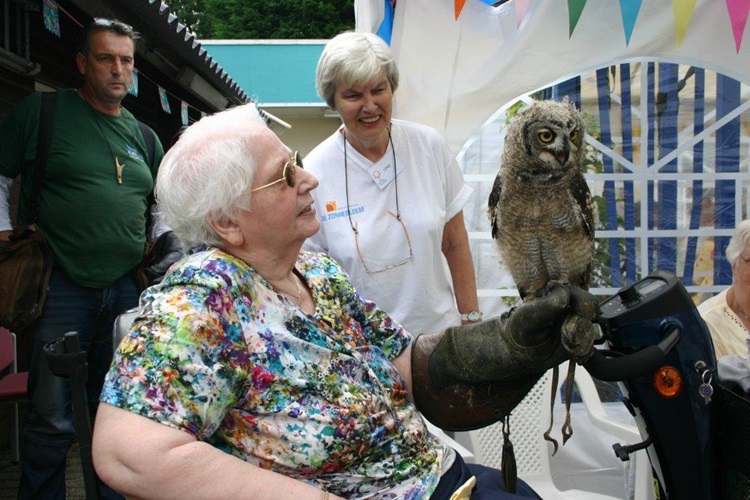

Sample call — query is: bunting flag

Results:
[672,0,698,47]
[381,0,749,153]
[128,69,139,97]
[438,0,750,54]
[568,0,588,37]
[619,0,643,45]
[515,0,531,27]
[42,0,60,37]
[454,0,467,21]
[181,101,189,126]
[377,1,396,44]
[726,0,750,53]
[158,86,171,114]
[355,0,396,44]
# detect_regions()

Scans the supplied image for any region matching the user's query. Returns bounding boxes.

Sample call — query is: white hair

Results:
[316,31,399,110]
[727,218,750,268]
[154,104,267,248]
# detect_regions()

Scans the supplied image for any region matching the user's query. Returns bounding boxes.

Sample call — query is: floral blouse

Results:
[101,247,446,498]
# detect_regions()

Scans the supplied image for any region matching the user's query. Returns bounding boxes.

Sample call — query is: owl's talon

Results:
[561,312,596,362]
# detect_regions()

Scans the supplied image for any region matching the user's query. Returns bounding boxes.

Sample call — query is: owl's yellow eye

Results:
[538,130,554,143]
[570,130,580,142]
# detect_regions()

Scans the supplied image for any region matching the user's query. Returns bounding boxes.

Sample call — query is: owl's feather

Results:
[488,99,595,300]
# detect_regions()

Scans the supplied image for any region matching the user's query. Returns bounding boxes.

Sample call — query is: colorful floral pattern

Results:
[101,248,446,498]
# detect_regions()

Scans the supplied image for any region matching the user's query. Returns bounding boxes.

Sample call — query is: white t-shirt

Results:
[697,288,749,358]
[303,119,472,334]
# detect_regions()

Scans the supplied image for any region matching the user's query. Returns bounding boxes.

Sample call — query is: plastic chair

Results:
[453,362,654,499]
[0,327,29,463]
[423,419,476,464]
[44,331,101,500]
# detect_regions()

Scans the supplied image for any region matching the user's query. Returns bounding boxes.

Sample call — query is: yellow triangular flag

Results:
[672,0,698,48]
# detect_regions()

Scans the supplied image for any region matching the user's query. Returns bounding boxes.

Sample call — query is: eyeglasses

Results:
[92,18,134,34]
[251,151,302,193]
[343,129,412,274]
[353,210,413,274]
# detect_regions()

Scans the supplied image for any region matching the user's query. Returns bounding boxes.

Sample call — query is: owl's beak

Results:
[555,150,569,165]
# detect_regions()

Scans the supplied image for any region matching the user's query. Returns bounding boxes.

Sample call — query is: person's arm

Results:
[0,174,14,239]
[93,404,343,500]
[441,210,480,323]
[391,340,414,401]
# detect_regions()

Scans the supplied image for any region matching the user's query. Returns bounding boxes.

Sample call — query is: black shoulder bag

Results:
[0,92,57,331]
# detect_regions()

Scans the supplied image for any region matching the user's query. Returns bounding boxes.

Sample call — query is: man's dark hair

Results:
[78,18,139,55]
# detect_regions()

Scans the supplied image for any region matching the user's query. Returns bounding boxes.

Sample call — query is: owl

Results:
[487,99,597,449]
[488,99,595,302]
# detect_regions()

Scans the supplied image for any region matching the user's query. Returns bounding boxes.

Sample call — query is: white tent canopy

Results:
[357,0,750,152]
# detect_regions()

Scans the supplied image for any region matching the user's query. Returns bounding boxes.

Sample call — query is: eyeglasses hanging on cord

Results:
[343,127,413,274]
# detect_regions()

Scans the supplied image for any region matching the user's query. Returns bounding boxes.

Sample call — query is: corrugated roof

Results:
[86,0,250,108]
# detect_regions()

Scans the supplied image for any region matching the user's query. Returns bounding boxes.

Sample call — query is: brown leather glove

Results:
[411,285,599,431]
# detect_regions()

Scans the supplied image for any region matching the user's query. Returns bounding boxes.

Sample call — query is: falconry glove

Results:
[411,284,599,432]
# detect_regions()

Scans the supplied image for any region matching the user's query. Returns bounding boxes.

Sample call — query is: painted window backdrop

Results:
[459,62,750,316]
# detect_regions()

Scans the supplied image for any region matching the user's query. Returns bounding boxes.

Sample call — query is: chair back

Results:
[453,362,653,499]
[467,371,551,475]
[0,327,16,373]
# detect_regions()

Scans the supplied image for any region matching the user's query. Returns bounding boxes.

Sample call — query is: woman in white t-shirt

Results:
[303,31,480,335]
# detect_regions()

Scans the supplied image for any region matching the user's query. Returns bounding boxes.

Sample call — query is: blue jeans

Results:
[18,268,137,500]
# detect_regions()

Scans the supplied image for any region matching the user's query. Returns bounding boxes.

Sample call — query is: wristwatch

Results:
[460,311,483,322]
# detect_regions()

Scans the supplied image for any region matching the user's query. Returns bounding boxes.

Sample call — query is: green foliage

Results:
[166,0,355,39]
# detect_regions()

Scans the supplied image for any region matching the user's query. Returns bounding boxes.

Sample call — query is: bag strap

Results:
[27,92,58,225]
[135,120,158,236]
[136,120,156,169]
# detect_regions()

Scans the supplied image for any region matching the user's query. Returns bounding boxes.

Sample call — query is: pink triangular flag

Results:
[726,0,750,52]
[672,0,698,48]
[515,0,530,27]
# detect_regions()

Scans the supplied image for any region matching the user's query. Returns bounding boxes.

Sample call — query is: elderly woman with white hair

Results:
[698,219,750,358]
[90,103,598,499]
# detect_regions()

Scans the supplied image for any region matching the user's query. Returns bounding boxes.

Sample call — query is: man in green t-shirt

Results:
[0,18,178,499]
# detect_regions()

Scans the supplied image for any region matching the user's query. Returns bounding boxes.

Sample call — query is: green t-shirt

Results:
[0,89,165,287]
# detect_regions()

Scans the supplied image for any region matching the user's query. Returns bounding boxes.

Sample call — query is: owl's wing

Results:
[487,173,503,240]
[570,172,595,241]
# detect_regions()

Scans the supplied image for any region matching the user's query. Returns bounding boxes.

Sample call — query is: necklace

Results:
[271,272,303,306]
[736,295,750,322]
[78,90,126,185]
[343,127,402,235]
